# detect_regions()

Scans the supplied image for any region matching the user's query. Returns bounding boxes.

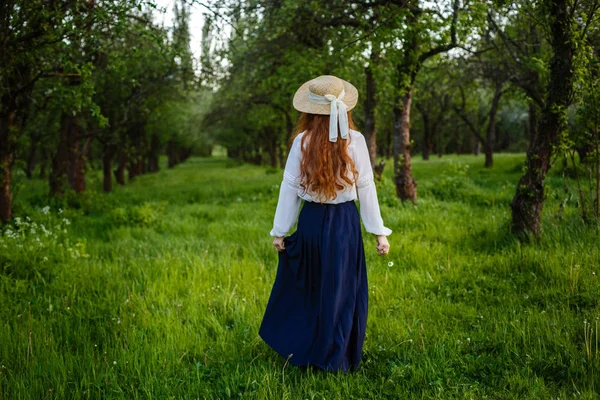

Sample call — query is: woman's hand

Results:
[375,235,390,256]
[273,236,286,252]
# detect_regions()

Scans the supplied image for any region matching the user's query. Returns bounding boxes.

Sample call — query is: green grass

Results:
[1,153,600,399]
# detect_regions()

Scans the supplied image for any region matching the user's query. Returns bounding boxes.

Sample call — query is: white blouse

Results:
[270,129,393,237]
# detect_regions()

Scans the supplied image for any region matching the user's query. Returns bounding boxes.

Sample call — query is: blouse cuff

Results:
[270,228,287,237]
[368,226,393,236]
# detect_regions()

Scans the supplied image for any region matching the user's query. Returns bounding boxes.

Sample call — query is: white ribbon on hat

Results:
[308,88,349,142]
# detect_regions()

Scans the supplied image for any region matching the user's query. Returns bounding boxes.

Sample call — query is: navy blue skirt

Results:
[259,200,368,373]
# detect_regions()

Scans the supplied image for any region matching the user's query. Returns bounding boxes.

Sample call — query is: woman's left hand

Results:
[273,236,286,252]
[376,235,390,256]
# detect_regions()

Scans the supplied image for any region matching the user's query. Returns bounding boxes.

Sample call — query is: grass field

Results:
[1,153,600,399]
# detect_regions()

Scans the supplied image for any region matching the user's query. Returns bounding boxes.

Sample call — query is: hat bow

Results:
[308,88,349,142]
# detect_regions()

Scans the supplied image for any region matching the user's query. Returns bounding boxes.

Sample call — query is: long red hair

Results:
[289,112,359,202]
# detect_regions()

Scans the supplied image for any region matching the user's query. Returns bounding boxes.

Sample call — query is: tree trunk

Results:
[147,134,160,173]
[421,108,432,160]
[0,111,14,223]
[364,52,378,168]
[393,86,417,201]
[71,133,91,193]
[265,128,278,167]
[510,0,576,238]
[103,144,114,193]
[279,145,286,169]
[114,148,127,185]
[128,125,145,179]
[168,138,177,168]
[484,84,504,168]
[50,114,79,197]
[23,134,39,179]
[39,146,47,179]
[268,141,278,168]
[528,102,540,144]
[473,140,481,155]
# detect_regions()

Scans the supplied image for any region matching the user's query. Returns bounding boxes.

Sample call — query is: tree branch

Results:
[418,0,459,63]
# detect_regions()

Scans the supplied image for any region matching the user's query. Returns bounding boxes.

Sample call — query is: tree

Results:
[510,0,599,237]
[391,0,465,201]
[0,0,144,221]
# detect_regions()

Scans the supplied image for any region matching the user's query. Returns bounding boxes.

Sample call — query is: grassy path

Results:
[1,154,599,399]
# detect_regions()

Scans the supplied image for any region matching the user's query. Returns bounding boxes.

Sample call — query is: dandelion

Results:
[388,261,394,267]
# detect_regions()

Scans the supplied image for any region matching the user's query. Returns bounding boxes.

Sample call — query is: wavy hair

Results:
[289,112,359,202]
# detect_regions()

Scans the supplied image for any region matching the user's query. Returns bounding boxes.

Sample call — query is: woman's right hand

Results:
[375,235,390,256]
[273,236,286,252]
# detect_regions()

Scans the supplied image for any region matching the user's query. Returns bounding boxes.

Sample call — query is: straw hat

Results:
[293,75,358,115]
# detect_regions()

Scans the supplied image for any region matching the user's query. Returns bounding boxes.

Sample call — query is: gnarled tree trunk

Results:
[510,0,576,237]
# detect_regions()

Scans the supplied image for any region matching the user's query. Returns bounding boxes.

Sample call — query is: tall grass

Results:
[1,154,599,399]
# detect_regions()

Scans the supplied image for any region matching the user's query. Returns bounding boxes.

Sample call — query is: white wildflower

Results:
[388,261,394,267]
[41,206,50,215]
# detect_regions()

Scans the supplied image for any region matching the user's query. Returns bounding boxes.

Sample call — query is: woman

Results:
[259,75,392,373]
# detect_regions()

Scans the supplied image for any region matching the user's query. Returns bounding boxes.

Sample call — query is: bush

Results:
[108,202,166,228]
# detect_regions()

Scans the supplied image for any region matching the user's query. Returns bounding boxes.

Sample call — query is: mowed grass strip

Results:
[1,154,599,399]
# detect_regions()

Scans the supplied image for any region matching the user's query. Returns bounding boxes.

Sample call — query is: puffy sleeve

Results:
[353,133,392,236]
[270,135,303,237]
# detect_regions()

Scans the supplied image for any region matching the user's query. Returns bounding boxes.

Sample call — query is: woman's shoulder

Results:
[348,129,366,146]
[292,131,306,148]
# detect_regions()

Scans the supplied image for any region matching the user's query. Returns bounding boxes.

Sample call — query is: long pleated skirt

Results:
[259,200,368,373]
